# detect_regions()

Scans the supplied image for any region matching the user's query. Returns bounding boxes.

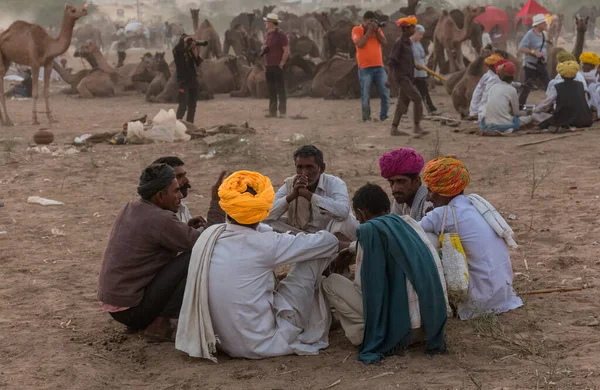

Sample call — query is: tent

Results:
[475,6,510,35]
[514,0,550,27]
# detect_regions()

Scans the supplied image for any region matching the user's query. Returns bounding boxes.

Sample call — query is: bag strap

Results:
[539,31,545,52]
[440,205,460,236]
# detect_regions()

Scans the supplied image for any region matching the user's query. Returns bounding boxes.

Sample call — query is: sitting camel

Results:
[191,10,222,59]
[0,4,87,126]
[432,6,486,74]
[288,33,320,58]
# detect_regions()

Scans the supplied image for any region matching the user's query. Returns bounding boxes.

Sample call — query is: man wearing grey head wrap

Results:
[97,164,202,342]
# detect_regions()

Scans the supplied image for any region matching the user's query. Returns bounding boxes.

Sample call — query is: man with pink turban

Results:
[379,148,431,221]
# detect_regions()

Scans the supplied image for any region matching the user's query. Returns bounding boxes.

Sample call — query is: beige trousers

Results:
[322,274,364,346]
[323,274,425,347]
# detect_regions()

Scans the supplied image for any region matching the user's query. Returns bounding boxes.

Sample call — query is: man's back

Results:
[98,200,199,307]
[208,224,338,358]
[484,82,517,125]
[352,25,383,69]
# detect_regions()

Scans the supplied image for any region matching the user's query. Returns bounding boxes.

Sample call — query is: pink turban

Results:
[379,148,425,179]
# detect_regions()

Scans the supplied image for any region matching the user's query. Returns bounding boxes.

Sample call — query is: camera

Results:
[259,45,269,57]
[372,19,387,28]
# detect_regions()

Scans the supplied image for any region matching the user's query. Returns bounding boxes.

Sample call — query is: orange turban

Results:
[218,170,275,225]
[396,15,418,27]
[484,54,503,66]
[423,157,470,197]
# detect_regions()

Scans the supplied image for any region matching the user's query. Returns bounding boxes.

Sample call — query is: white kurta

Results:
[267,173,352,233]
[208,223,338,359]
[469,70,496,118]
[176,202,192,224]
[419,195,523,320]
[583,70,600,110]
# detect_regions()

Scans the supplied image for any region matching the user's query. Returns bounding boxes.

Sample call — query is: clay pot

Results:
[33,128,54,145]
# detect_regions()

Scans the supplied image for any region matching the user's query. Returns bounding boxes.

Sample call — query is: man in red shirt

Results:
[262,13,290,118]
[352,11,389,122]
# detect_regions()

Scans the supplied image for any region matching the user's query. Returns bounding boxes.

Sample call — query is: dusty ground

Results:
[1,80,600,390]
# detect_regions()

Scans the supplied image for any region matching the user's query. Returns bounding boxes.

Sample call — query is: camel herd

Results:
[0,1,597,126]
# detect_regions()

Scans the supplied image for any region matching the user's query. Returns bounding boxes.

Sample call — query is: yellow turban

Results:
[218,170,275,225]
[556,51,575,64]
[557,60,579,79]
[396,15,418,27]
[423,157,470,198]
[580,52,600,66]
[484,54,503,66]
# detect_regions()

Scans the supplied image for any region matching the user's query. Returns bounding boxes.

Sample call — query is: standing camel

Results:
[432,6,485,74]
[0,4,87,126]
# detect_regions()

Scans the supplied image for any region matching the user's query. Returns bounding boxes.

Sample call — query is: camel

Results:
[289,34,320,58]
[230,6,275,41]
[230,62,268,99]
[190,10,222,59]
[0,4,87,126]
[432,6,486,74]
[547,16,588,79]
[74,24,104,51]
[547,14,564,46]
[390,0,422,22]
[450,55,487,118]
[322,20,356,60]
[309,56,360,98]
[52,60,91,94]
[301,13,327,48]
[146,61,173,102]
[577,6,599,39]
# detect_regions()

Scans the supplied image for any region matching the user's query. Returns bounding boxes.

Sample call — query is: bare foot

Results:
[413,125,429,138]
[390,126,409,136]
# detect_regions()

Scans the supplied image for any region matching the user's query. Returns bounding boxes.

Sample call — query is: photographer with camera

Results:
[352,11,389,122]
[173,34,208,123]
[262,13,290,118]
[518,14,549,105]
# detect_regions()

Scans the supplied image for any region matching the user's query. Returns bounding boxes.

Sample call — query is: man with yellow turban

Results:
[177,170,345,360]
[419,157,523,320]
[534,50,589,116]
[580,52,600,112]
[538,61,593,131]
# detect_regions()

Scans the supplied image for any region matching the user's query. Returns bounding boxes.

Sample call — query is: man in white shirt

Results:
[579,52,600,111]
[480,61,532,133]
[469,53,503,119]
[378,148,431,221]
[265,145,358,240]
[177,170,345,359]
[153,157,226,228]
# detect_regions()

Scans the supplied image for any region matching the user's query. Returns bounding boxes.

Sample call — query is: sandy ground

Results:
[1,80,600,390]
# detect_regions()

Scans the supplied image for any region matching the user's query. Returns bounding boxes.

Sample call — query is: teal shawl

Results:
[358,214,447,364]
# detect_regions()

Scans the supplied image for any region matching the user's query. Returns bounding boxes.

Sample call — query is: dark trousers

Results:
[519,66,550,105]
[265,65,286,116]
[393,77,423,127]
[415,77,437,113]
[176,86,198,123]
[110,252,192,331]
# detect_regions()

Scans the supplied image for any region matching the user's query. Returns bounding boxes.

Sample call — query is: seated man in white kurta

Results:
[418,157,523,320]
[176,170,346,360]
[265,145,358,240]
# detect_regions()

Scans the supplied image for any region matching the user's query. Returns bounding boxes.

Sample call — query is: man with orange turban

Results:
[468,53,503,118]
[419,157,523,320]
[388,15,428,137]
[177,169,346,360]
[480,61,532,133]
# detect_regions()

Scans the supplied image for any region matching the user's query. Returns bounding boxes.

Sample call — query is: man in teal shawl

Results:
[324,183,447,364]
